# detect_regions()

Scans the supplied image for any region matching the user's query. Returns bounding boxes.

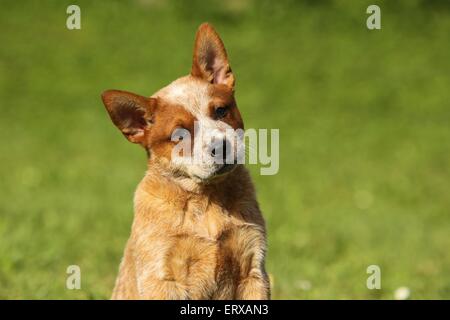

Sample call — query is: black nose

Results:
[210,139,231,162]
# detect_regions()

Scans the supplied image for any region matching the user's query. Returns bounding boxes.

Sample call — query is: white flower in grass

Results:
[394,287,410,300]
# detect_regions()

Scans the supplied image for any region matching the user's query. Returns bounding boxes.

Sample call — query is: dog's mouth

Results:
[193,163,237,183]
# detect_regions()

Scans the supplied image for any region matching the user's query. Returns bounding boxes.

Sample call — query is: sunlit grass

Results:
[0,0,449,299]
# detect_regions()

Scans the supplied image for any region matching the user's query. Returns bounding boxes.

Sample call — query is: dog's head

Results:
[101,23,244,183]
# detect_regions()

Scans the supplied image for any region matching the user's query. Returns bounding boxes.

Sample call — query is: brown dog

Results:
[101,23,269,300]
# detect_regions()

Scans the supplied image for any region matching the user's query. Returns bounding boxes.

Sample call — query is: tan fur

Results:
[111,163,269,299]
[103,23,269,300]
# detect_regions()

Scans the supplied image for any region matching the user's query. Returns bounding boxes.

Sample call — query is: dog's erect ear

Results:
[101,90,156,144]
[191,23,235,89]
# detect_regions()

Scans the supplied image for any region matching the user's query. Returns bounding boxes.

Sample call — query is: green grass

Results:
[0,0,449,299]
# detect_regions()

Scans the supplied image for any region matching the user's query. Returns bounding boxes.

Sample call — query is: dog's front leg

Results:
[236,271,270,300]
[234,225,270,300]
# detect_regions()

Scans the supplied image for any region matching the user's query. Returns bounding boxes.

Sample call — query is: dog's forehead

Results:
[152,75,211,116]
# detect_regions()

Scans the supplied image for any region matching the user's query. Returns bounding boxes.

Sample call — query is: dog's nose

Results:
[210,139,232,162]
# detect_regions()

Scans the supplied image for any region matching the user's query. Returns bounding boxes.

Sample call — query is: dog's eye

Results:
[214,106,228,119]
[170,127,190,142]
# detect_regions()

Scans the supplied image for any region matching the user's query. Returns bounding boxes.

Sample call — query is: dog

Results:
[101,23,269,300]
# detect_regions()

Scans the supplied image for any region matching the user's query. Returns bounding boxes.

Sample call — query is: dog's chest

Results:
[165,199,264,298]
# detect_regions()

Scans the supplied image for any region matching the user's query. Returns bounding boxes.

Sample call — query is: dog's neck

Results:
[133,160,261,237]
[144,158,244,195]
[138,159,255,210]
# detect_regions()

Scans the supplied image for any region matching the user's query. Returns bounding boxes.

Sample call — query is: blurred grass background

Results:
[0,0,449,299]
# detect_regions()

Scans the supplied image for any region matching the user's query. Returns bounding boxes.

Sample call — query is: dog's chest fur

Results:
[112,165,267,299]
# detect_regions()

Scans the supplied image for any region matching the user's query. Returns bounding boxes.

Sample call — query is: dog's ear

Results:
[101,90,156,144]
[191,23,235,89]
